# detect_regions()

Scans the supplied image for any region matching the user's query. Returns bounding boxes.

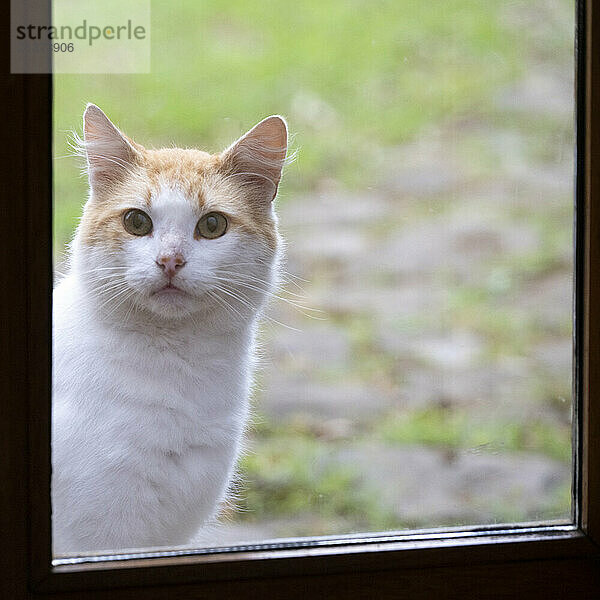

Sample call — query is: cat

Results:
[52,104,288,555]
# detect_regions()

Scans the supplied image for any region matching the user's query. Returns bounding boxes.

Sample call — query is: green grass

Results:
[377,406,572,462]
[232,405,572,529]
[236,424,399,532]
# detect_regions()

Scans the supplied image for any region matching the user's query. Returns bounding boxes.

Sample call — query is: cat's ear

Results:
[82,104,142,192]
[221,116,288,203]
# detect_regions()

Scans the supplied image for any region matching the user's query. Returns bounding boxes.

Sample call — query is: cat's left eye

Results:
[123,209,153,236]
[195,212,228,240]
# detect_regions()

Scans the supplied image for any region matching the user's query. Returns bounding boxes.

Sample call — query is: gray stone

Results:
[334,443,570,525]
[311,285,446,321]
[388,362,533,413]
[256,373,392,421]
[384,330,485,370]
[381,133,466,197]
[385,164,463,197]
[495,69,574,119]
[280,189,388,228]
[263,320,352,372]
[284,226,369,264]
[533,339,573,375]
[373,211,540,283]
[512,271,573,330]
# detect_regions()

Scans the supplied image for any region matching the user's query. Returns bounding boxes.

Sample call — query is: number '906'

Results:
[53,43,74,53]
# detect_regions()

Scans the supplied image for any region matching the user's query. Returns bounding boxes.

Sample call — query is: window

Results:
[2,0,599,598]
[53,0,576,546]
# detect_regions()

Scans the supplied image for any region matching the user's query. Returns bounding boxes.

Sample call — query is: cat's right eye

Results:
[195,212,228,240]
[123,209,153,236]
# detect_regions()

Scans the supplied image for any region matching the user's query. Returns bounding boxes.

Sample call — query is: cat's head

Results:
[72,104,287,323]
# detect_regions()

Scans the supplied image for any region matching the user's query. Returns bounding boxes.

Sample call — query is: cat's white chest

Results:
[51,276,252,553]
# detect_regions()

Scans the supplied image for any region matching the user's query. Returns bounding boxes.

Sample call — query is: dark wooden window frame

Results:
[2,1,599,598]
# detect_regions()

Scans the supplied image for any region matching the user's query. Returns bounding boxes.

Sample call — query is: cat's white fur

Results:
[52,106,285,555]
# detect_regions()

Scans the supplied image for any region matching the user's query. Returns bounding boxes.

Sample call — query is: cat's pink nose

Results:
[156,253,186,277]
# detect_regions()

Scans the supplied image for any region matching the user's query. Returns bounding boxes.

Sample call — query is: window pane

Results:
[53,0,574,555]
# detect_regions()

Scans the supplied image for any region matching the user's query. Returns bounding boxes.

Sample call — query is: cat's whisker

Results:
[69,281,129,303]
[213,272,309,301]
[211,275,323,316]
[97,291,133,315]
[278,271,311,288]
[214,260,309,289]
[91,281,131,297]
[206,289,245,321]
[212,286,258,313]
[212,267,289,285]
[88,273,129,283]
[122,295,143,326]
[209,271,324,319]
[96,285,135,312]
[218,290,300,332]
[186,309,201,331]
[261,317,302,332]
[211,278,306,309]
[101,289,138,321]
[79,266,131,273]
[211,285,302,331]
[213,286,296,331]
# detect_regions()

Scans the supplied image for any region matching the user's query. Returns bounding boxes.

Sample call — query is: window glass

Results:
[53,0,575,554]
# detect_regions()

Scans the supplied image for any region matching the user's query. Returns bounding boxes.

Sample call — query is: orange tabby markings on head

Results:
[78,106,284,252]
